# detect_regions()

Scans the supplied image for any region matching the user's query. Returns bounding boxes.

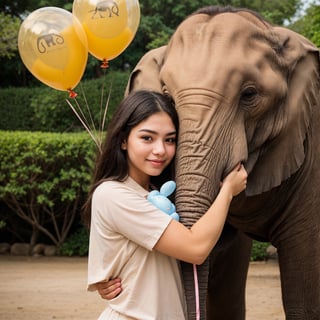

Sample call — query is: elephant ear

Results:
[125,45,167,96]
[247,27,320,196]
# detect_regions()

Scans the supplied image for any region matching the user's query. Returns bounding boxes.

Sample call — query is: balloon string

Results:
[193,264,200,320]
[78,82,98,136]
[101,83,112,133]
[66,77,113,155]
[65,99,102,154]
[99,70,113,145]
[70,92,95,135]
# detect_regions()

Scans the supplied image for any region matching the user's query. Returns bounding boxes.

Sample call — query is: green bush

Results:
[251,240,270,261]
[0,220,6,229]
[0,71,129,132]
[0,87,39,131]
[0,131,97,246]
[58,227,89,256]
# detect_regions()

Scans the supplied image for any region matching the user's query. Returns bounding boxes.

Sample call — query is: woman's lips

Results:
[148,159,165,167]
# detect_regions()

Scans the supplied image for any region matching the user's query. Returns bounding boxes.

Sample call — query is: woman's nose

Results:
[152,141,166,155]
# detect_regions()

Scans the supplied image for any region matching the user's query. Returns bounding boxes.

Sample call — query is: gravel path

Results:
[0,256,284,320]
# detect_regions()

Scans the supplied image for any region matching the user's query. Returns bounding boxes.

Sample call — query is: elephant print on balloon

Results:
[125,6,320,320]
[36,33,64,54]
[90,0,119,19]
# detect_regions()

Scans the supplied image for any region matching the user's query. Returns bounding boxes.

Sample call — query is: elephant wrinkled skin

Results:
[126,6,320,320]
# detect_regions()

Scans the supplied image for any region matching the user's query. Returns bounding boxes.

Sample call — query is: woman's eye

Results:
[142,136,152,142]
[166,137,176,144]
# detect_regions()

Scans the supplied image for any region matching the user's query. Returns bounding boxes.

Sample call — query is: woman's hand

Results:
[221,163,247,197]
[96,278,122,300]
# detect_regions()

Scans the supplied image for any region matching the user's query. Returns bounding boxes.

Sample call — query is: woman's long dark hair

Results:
[82,90,179,227]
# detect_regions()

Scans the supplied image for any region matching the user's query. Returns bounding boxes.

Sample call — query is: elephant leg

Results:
[277,226,320,319]
[207,225,252,320]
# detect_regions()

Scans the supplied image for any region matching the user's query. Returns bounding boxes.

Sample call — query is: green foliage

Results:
[0,0,304,88]
[141,15,173,50]
[251,240,269,261]
[290,4,320,47]
[0,0,35,16]
[0,12,20,59]
[231,0,302,25]
[0,86,38,131]
[0,0,74,16]
[119,0,301,58]
[0,131,97,246]
[0,71,129,132]
[0,220,6,229]
[58,227,89,256]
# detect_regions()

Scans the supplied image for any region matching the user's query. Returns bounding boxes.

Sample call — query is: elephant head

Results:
[126,6,320,319]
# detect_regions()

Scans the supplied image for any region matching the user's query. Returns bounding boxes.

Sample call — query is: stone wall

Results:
[0,242,57,256]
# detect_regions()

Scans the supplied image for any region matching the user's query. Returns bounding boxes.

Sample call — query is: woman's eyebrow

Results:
[138,129,177,136]
[138,129,156,134]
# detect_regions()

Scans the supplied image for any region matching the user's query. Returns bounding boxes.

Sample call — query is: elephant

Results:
[125,5,320,320]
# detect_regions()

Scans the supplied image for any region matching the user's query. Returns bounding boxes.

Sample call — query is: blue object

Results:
[147,181,180,221]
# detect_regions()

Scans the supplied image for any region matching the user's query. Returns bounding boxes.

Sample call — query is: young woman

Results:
[83,90,247,319]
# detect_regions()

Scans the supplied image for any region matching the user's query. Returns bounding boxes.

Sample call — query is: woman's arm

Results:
[154,164,247,265]
[95,164,246,299]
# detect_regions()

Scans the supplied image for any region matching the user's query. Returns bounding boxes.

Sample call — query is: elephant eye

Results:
[240,86,258,107]
[163,87,173,101]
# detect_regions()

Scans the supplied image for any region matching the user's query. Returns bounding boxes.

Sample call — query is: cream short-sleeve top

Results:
[88,177,187,320]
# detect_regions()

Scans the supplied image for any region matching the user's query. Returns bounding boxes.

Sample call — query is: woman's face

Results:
[123,111,177,189]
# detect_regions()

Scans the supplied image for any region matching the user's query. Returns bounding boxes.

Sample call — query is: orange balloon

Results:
[73,0,140,62]
[18,7,88,93]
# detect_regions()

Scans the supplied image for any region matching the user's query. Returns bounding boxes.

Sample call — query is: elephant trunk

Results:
[174,93,247,224]
[175,139,223,226]
[176,137,224,320]
[173,93,248,319]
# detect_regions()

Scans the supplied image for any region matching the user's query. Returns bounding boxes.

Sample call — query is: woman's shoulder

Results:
[92,181,128,210]
[92,178,150,215]
[94,177,148,199]
[94,180,125,196]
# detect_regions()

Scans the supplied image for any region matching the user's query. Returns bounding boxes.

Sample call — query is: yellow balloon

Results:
[18,7,88,93]
[83,26,133,61]
[73,0,140,62]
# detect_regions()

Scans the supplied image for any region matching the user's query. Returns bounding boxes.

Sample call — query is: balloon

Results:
[18,7,88,96]
[73,0,140,65]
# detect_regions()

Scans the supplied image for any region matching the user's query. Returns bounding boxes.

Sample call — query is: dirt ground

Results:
[0,256,284,320]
